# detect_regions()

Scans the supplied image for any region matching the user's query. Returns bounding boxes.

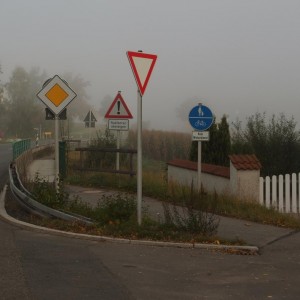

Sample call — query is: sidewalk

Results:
[64,184,294,248]
[28,158,55,182]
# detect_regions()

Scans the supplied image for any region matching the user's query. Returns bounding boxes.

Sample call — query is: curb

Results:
[0,185,259,254]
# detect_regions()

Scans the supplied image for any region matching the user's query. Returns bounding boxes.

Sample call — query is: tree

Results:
[3,67,92,139]
[230,118,252,154]
[189,115,231,166]
[0,65,8,138]
[231,112,300,176]
[214,115,231,165]
[0,94,9,138]
[6,67,47,138]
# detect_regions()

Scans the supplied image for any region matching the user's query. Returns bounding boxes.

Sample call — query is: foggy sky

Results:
[1,0,300,132]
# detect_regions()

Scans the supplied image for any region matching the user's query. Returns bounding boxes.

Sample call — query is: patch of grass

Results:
[93,194,137,225]
[213,193,300,229]
[28,174,68,209]
[64,196,95,219]
[67,172,137,192]
[28,179,231,244]
[73,174,300,229]
[29,216,242,245]
[66,158,300,229]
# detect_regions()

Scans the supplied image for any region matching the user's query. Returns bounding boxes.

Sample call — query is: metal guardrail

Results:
[9,159,93,225]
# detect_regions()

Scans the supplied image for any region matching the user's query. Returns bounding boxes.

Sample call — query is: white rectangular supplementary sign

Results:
[108,119,129,131]
[192,131,210,141]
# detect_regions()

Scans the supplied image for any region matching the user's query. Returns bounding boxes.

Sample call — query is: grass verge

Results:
[24,176,247,246]
[66,166,300,229]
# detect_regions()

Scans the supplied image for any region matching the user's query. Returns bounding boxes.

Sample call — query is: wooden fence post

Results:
[285,174,290,213]
[278,175,284,212]
[259,177,264,205]
[272,175,277,209]
[292,173,297,213]
[266,176,271,208]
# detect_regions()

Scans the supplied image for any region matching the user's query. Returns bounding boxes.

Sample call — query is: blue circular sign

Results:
[188,104,214,131]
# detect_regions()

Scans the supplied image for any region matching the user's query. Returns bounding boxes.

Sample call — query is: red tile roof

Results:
[168,159,230,178]
[228,154,261,170]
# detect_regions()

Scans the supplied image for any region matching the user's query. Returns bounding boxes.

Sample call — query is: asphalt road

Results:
[1,143,300,299]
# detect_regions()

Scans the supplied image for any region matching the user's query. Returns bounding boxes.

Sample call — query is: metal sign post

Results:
[116,130,120,171]
[197,141,201,192]
[55,116,59,191]
[105,91,133,175]
[37,75,77,191]
[137,91,143,224]
[84,110,97,144]
[127,50,157,225]
[188,103,214,192]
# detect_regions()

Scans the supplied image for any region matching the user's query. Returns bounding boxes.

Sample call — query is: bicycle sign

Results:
[188,103,214,131]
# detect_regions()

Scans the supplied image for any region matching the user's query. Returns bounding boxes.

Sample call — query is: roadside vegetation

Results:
[25,161,300,249]
[66,165,300,230]
[11,120,300,247]
[3,63,300,247]
[28,174,229,245]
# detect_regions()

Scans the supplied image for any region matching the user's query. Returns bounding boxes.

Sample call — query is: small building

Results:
[167,154,261,201]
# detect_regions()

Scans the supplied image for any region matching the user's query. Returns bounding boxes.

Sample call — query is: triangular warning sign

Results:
[104,92,133,119]
[127,51,157,96]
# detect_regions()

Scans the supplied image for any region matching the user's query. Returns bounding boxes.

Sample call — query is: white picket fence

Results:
[259,173,300,213]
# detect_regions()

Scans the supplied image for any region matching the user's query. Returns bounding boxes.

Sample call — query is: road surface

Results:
[1,143,300,299]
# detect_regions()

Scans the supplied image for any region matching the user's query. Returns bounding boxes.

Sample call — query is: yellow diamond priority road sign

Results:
[37,75,77,115]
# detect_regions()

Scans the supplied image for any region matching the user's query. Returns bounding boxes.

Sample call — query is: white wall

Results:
[168,165,230,195]
[168,165,197,187]
[168,162,260,201]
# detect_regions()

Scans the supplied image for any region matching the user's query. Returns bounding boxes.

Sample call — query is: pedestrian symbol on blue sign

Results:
[188,103,214,131]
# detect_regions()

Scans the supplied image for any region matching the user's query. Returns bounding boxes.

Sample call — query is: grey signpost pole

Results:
[189,103,214,193]
[104,92,133,175]
[116,130,120,171]
[37,75,77,193]
[55,115,59,191]
[127,50,157,226]
[137,90,142,225]
[198,141,201,192]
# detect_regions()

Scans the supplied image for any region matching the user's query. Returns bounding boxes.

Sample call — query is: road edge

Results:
[0,185,259,254]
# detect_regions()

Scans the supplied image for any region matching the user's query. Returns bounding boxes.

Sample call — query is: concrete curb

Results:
[0,185,259,254]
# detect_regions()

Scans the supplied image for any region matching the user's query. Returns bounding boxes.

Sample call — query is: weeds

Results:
[29,174,68,209]
[93,194,136,225]
[163,182,219,236]
[27,177,225,242]
[67,166,300,229]
[27,158,300,245]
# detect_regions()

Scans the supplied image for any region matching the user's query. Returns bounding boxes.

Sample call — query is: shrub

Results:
[163,183,220,236]
[94,193,137,225]
[30,174,68,209]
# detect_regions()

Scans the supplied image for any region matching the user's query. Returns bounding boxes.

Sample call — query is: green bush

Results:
[30,174,68,209]
[94,193,137,225]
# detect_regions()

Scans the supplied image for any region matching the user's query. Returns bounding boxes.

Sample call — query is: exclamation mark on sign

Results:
[117,100,120,114]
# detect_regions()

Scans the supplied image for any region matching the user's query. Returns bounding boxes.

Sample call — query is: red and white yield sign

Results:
[127,51,157,96]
